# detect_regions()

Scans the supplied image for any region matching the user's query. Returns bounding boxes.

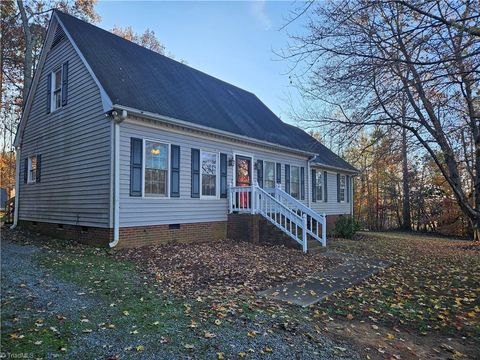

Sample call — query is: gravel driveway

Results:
[1,230,361,359]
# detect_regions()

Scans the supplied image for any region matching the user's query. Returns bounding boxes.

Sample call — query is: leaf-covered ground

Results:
[1,228,357,359]
[2,228,479,359]
[315,232,480,358]
[116,240,339,298]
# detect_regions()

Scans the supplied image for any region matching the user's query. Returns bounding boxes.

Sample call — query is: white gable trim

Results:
[14,12,112,147]
[54,13,112,112]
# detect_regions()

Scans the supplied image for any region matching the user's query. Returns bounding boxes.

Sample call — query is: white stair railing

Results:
[228,183,326,252]
[265,185,326,247]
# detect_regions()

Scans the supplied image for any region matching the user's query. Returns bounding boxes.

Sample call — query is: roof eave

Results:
[112,104,318,158]
[311,161,359,175]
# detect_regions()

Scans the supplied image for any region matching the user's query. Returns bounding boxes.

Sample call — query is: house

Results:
[12,11,357,250]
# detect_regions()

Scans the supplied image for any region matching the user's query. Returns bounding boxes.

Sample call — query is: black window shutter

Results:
[24,158,28,183]
[36,155,42,183]
[257,160,263,188]
[130,138,142,196]
[346,175,350,202]
[170,145,180,197]
[276,163,281,184]
[61,61,69,106]
[46,73,52,114]
[324,171,328,202]
[311,169,316,202]
[285,164,290,194]
[191,148,200,198]
[300,167,305,200]
[337,173,341,202]
[220,153,227,198]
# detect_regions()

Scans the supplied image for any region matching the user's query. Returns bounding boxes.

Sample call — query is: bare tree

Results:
[284,0,480,240]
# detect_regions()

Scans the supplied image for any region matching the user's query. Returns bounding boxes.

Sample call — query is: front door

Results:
[235,155,252,209]
[235,155,252,186]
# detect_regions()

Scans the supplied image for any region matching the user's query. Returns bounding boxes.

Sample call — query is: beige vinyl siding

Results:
[18,27,111,227]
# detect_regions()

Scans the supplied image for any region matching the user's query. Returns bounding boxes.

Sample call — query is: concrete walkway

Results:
[258,252,391,307]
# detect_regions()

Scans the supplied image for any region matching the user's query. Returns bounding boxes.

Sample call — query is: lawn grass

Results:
[320,232,480,341]
[1,244,207,358]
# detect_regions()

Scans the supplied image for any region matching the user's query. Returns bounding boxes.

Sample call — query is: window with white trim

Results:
[339,174,346,202]
[28,156,37,183]
[201,151,218,197]
[264,161,275,188]
[315,171,323,201]
[144,140,168,196]
[290,165,300,199]
[52,68,62,111]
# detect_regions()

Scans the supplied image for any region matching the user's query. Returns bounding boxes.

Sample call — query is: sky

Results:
[96,1,308,124]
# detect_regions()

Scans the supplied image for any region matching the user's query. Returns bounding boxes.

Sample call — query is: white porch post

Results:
[322,212,327,246]
[302,214,308,253]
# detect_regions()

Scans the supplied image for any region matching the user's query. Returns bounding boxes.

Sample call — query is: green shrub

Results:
[334,216,361,238]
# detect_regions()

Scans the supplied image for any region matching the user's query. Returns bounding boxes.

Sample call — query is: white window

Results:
[339,174,346,202]
[264,161,275,188]
[201,151,218,197]
[51,68,62,111]
[144,140,169,197]
[315,171,323,201]
[28,155,37,183]
[290,166,300,199]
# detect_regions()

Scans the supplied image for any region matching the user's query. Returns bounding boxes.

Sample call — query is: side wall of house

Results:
[18,24,112,228]
[308,167,353,216]
[119,117,311,228]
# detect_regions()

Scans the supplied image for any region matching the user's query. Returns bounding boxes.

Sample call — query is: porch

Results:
[227,184,327,252]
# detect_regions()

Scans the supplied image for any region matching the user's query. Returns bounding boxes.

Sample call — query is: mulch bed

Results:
[116,240,340,298]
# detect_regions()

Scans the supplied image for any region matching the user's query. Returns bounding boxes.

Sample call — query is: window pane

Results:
[202,174,216,196]
[264,161,275,188]
[28,156,37,183]
[339,175,346,201]
[316,172,323,201]
[291,166,299,199]
[144,141,168,196]
[201,152,217,196]
[54,69,62,89]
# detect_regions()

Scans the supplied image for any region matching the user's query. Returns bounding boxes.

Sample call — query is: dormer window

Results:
[52,68,62,111]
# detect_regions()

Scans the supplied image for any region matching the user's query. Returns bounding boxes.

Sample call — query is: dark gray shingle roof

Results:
[55,11,356,172]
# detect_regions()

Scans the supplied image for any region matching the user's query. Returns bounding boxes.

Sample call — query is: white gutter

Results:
[310,162,359,175]
[112,104,317,158]
[109,110,127,248]
[10,146,21,229]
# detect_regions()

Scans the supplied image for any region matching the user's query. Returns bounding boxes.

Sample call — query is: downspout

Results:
[109,109,127,248]
[10,146,21,229]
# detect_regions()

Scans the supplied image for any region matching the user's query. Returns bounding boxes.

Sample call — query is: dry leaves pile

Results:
[322,233,480,340]
[118,240,338,298]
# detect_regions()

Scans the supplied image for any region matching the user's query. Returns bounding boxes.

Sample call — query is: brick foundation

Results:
[19,220,227,248]
[227,213,301,249]
[227,213,347,247]
[19,220,112,247]
[19,214,345,248]
[117,221,227,248]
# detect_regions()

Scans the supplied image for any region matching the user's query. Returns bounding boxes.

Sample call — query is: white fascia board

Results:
[112,104,317,158]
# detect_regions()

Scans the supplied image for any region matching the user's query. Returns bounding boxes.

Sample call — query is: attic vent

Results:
[51,25,66,50]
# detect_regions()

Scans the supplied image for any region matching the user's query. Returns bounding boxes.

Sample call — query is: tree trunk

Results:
[401,124,412,230]
[18,0,33,105]
[471,217,480,242]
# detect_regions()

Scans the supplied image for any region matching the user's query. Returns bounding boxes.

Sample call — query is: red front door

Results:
[236,155,252,208]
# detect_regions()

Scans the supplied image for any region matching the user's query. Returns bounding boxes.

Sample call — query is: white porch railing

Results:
[266,185,327,247]
[228,183,327,252]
